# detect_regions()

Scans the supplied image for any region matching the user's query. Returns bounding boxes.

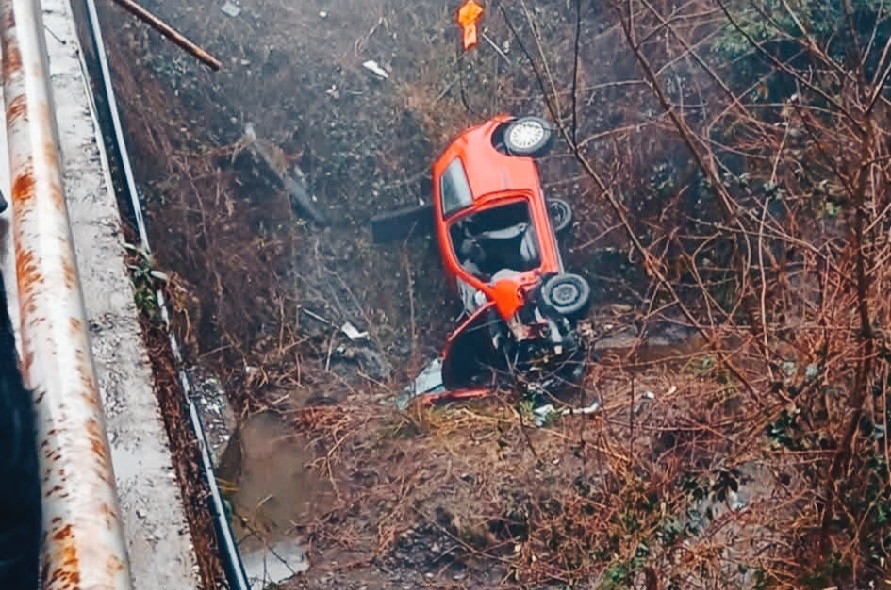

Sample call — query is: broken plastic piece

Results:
[340,321,369,341]
[533,400,602,427]
[362,60,389,79]
[397,357,445,409]
[220,0,240,17]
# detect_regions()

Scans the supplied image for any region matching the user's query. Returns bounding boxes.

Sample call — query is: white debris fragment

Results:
[340,321,369,341]
[319,10,327,18]
[362,59,389,79]
[221,0,241,17]
[533,404,556,427]
[534,400,602,427]
[566,400,601,416]
[242,539,309,585]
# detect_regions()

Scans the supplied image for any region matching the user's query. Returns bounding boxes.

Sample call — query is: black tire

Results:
[370,203,434,243]
[503,116,554,157]
[541,273,590,317]
[547,198,572,235]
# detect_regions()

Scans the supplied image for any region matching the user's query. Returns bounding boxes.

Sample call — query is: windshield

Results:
[440,158,473,217]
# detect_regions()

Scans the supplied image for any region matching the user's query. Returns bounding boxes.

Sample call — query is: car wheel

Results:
[503,116,554,157]
[547,198,572,235]
[541,273,590,317]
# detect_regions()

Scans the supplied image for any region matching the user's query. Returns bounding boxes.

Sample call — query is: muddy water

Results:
[218,412,335,552]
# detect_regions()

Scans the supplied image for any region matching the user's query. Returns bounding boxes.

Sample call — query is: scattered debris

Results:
[220,0,240,17]
[241,538,309,586]
[285,167,328,225]
[340,320,368,341]
[482,31,510,63]
[362,59,389,79]
[334,346,391,381]
[533,400,602,427]
[233,123,329,225]
[300,307,332,326]
[187,369,237,463]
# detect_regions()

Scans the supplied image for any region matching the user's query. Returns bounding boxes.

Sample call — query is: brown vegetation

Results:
[103,0,891,587]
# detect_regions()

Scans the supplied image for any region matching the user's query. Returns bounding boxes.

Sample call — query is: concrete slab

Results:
[0,0,202,587]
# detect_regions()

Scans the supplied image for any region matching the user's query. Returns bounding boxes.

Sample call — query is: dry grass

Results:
[101,0,891,587]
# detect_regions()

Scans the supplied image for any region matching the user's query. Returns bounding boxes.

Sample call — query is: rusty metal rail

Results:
[0,0,132,587]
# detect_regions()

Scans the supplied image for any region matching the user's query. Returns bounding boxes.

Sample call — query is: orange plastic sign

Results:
[456,0,484,50]
[490,277,523,320]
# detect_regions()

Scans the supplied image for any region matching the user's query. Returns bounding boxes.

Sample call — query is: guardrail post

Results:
[0,0,133,587]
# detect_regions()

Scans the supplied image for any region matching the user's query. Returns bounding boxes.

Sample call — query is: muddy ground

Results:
[96,1,787,589]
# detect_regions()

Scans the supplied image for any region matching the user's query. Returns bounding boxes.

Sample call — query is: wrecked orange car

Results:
[372,115,590,406]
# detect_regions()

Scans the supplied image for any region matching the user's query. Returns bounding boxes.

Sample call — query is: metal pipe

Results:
[0,0,132,587]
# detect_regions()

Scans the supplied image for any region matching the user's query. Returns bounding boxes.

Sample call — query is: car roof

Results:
[451,121,542,200]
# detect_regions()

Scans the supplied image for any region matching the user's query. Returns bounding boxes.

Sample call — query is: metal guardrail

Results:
[0,0,132,587]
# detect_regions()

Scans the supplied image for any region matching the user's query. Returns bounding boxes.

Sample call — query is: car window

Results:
[440,158,472,217]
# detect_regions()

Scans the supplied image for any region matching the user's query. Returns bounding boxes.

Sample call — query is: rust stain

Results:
[107,554,126,576]
[85,418,109,466]
[4,42,21,77]
[38,102,52,129]
[84,417,100,438]
[14,248,37,287]
[2,7,15,31]
[50,183,65,212]
[6,94,26,123]
[44,534,81,588]
[78,366,94,393]
[90,437,108,467]
[95,466,115,486]
[51,524,72,542]
[39,558,50,588]
[99,502,117,521]
[11,169,37,209]
[68,317,82,336]
[42,138,66,211]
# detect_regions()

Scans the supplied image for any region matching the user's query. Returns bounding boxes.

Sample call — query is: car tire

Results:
[503,116,554,157]
[370,203,434,244]
[548,198,572,236]
[540,273,590,317]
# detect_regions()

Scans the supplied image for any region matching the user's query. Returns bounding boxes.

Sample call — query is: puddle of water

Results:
[218,412,335,554]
